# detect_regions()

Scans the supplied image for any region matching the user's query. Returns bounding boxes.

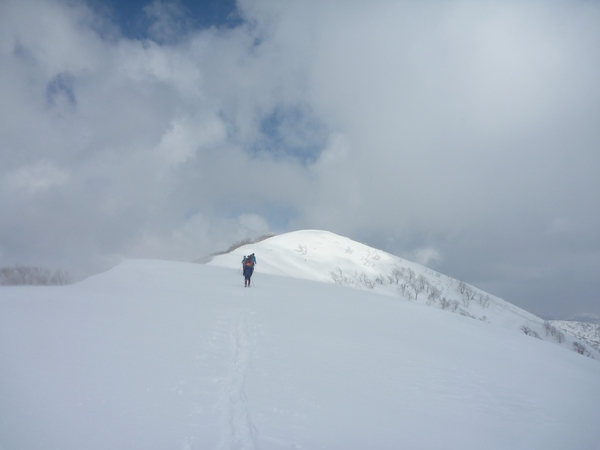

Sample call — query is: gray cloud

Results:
[1,0,599,318]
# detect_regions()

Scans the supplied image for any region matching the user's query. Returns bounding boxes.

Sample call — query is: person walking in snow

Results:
[242,253,256,287]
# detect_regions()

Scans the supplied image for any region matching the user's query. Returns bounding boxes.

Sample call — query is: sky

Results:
[1,0,599,320]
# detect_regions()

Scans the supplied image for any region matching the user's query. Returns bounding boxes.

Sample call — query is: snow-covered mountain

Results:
[209,230,599,359]
[1,230,600,449]
[551,320,600,353]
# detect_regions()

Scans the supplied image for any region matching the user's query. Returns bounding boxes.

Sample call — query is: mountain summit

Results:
[209,230,598,359]
[1,230,599,449]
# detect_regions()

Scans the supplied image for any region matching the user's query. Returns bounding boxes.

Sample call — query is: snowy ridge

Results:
[2,257,600,449]
[210,230,599,358]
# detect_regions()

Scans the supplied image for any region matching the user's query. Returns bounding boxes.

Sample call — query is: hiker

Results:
[242,253,256,287]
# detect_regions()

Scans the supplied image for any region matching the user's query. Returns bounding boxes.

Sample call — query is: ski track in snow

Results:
[216,308,259,450]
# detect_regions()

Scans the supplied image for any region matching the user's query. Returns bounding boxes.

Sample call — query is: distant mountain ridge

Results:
[551,321,600,353]
[566,312,600,324]
[209,229,599,359]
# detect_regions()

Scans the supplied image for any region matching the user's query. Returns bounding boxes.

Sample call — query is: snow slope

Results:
[1,256,600,449]
[551,320,600,353]
[209,230,599,358]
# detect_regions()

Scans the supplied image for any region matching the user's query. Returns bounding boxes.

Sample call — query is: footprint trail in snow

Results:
[217,309,259,450]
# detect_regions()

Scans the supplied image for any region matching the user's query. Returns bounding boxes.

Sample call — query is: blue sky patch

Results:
[255,105,329,165]
[46,72,76,107]
[87,0,242,41]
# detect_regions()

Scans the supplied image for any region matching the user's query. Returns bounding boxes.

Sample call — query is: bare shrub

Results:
[439,297,449,309]
[572,341,593,357]
[361,250,380,267]
[358,272,375,289]
[330,268,345,285]
[413,275,429,300]
[330,268,364,289]
[390,266,403,285]
[478,294,491,309]
[465,287,477,304]
[375,274,387,285]
[399,283,414,300]
[544,321,566,343]
[458,308,477,319]
[427,286,442,305]
[440,297,460,311]
[404,268,416,283]
[520,325,541,339]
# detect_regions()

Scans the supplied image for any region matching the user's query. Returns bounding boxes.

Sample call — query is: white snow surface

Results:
[0,230,599,449]
[210,230,599,358]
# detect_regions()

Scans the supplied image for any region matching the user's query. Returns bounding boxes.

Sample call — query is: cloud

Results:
[0,0,599,318]
[5,159,70,195]
[242,0,600,317]
[142,0,193,44]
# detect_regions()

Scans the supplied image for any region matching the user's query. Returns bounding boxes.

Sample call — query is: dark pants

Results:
[243,266,254,286]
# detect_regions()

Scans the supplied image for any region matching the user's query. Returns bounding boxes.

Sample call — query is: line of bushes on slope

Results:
[330,264,492,322]
[0,264,71,286]
[330,263,596,359]
[195,234,277,263]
